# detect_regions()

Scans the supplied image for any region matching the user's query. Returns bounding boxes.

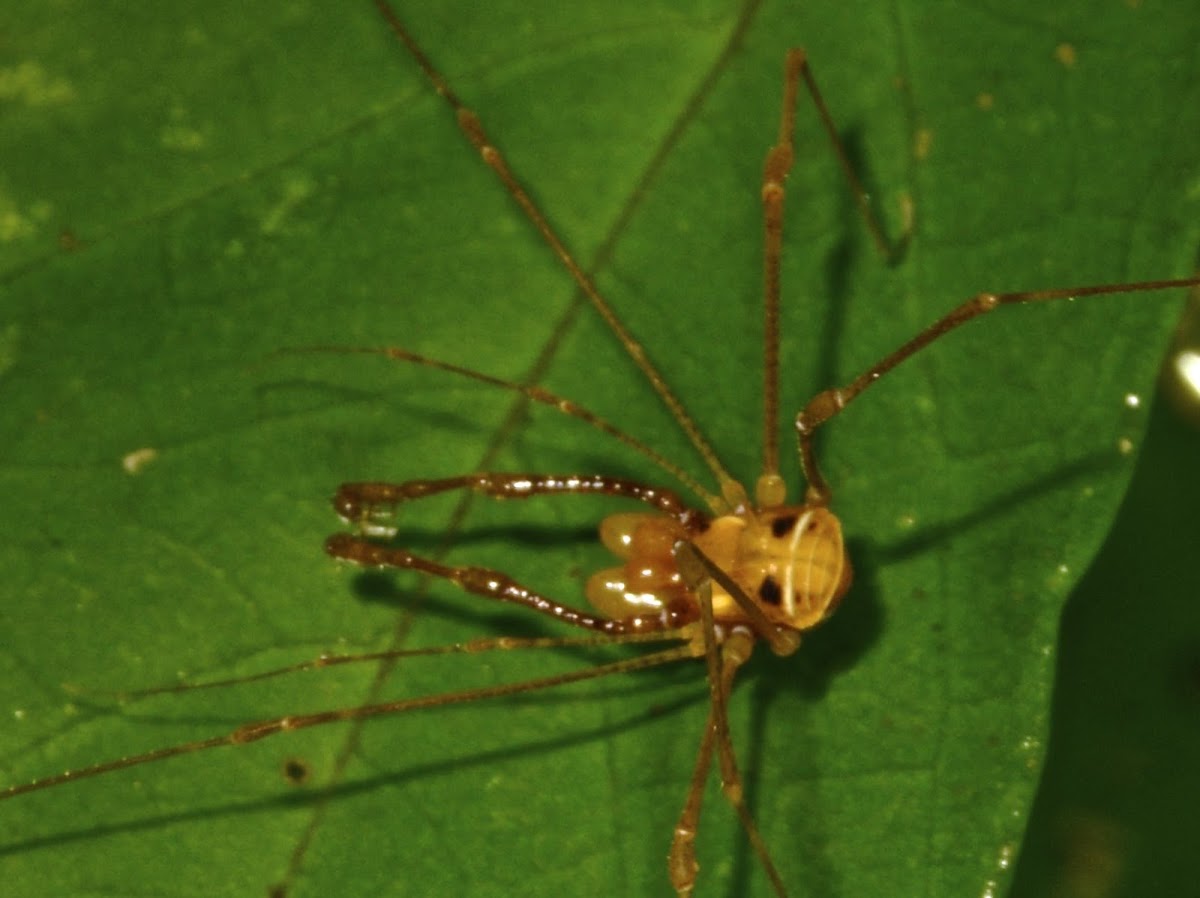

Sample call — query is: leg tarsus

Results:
[787,48,911,264]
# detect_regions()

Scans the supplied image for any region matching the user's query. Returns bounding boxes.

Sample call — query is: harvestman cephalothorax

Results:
[4,3,1200,896]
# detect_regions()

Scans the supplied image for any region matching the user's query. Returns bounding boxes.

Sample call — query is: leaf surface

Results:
[1,2,1198,897]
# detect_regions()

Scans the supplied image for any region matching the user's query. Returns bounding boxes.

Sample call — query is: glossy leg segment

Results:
[1,643,700,801]
[794,276,1200,503]
[327,473,710,635]
[759,49,910,501]
[667,569,787,897]
[370,0,737,497]
[332,473,704,528]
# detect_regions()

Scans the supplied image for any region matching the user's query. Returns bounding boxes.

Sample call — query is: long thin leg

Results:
[371,0,739,504]
[668,694,716,897]
[292,345,720,511]
[1,643,699,802]
[332,473,707,532]
[120,630,698,698]
[758,53,795,501]
[786,50,909,264]
[759,50,911,507]
[707,632,789,898]
[667,568,788,897]
[794,276,1200,503]
[668,572,726,897]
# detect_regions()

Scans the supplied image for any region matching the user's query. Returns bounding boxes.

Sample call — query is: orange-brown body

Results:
[586,506,851,634]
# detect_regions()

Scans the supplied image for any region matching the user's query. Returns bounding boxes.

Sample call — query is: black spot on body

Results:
[771,514,798,538]
[759,575,783,605]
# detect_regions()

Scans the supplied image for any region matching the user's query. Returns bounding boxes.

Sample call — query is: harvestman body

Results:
[4,3,1198,897]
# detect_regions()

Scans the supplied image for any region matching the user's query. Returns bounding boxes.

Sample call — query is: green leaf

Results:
[1012,386,1200,897]
[2,2,1197,897]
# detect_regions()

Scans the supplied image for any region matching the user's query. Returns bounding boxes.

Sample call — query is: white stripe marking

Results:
[783,509,814,617]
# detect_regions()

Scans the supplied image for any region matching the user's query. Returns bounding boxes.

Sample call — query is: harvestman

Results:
[4,3,1199,896]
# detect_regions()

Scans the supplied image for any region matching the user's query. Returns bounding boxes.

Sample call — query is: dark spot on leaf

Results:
[282,758,310,786]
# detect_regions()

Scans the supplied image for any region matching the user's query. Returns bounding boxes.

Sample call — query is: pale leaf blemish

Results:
[912,127,933,161]
[122,447,159,475]
[160,106,207,152]
[1185,174,1200,201]
[260,174,317,235]
[0,61,76,105]
[0,193,52,243]
[160,123,206,152]
[1044,563,1074,594]
[995,839,1015,872]
[183,24,209,48]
